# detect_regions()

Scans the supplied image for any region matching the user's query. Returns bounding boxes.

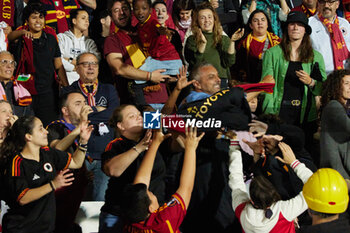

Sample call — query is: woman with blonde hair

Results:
[184,2,244,88]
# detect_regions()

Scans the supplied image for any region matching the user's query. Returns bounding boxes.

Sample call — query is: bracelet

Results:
[78,141,88,149]
[132,146,141,154]
[146,72,150,81]
[308,78,315,87]
[49,181,55,191]
[78,146,88,152]
[149,72,153,82]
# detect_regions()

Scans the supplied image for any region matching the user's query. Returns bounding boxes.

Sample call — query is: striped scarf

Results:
[78,79,98,106]
[318,13,350,69]
[243,31,280,59]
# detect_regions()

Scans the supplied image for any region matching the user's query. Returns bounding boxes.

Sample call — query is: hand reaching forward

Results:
[176,66,195,91]
[185,127,205,149]
[276,142,297,165]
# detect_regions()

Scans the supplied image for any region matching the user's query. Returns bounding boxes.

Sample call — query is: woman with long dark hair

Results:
[235,9,281,83]
[184,2,244,88]
[320,69,350,180]
[0,116,92,232]
[261,11,326,129]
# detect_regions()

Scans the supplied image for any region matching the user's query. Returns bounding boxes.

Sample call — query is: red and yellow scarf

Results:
[242,31,281,59]
[319,13,350,69]
[78,79,98,106]
[300,4,316,18]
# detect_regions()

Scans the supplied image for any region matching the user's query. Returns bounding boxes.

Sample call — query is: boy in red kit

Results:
[121,127,204,232]
[133,0,183,77]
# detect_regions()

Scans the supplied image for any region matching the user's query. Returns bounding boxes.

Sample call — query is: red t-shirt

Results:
[126,193,187,233]
[137,16,180,61]
[104,29,146,102]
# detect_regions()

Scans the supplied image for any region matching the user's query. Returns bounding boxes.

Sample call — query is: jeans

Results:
[85,160,109,201]
[99,212,123,233]
[135,57,183,84]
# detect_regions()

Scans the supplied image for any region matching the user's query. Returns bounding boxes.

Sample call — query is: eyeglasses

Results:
[318,0,338,5]
[0,59,17,68]
[77,61,99,68]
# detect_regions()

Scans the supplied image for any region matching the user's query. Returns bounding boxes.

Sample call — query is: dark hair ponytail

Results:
[0,116,36,173]
[249,176,281,218]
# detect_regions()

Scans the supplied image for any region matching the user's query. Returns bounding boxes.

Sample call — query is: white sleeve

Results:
[242,9,251,24]
[57,33,75,72]
[278,8,289,22]
[86,38,101,61]
[280,161,313,221]
[228,141,250,211]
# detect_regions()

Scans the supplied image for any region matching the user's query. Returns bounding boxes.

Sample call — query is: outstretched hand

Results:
[151,69,171,83]
[249,120,268,138]
[276,142,297,165]
[185,127,205,149]
[153,127,172,144]
[243,138,265,156]
[137,129,153,151]
[175,66,195,91]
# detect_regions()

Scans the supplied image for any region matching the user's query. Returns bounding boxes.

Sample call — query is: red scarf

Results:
[78,79,98,106]
[15,25,58,95]
[0,0,15,26]
[319,13,350,70]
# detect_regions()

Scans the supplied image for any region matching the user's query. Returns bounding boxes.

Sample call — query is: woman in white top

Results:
[57,9,100,84]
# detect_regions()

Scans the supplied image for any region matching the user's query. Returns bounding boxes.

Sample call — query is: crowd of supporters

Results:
[0,0,349,232]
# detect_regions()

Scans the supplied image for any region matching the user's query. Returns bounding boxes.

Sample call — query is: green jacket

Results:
[261,45,326,123]
[184,32,235,79]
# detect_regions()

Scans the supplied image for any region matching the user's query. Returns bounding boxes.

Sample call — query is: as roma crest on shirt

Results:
[43,163,53,172]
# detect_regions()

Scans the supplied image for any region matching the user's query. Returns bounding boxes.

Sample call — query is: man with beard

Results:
[309,0,350,73]
[47,90,93,233]
[104,0,170,105]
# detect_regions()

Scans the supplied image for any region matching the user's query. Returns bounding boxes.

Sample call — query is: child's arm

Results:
[133,129,171,186]
[176,128,204,208]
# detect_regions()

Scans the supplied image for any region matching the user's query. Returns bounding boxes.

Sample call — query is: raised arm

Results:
[161,66,195,115]
[228,139,250,210]
[276,142,313,221]
[176,127,204,208]
[133,129,171,186]
[50,105,93,151]
[68,120,94,169]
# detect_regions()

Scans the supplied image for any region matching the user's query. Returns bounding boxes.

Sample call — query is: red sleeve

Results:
[163,193,187,231]
[104,35,125,57]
